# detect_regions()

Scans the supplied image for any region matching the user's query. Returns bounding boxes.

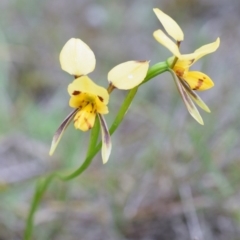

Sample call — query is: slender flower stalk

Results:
[153,8,220,124]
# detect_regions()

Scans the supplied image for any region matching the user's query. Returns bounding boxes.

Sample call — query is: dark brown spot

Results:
[189,59,195,65]
[193,79,204,90]
[176,69,184,77]
[72,91,81,95]
[73,113,81,123]
[84,117,92,130]
[98,96,104,102]
[74,75,83,79]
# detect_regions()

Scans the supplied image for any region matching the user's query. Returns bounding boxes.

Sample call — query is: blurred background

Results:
[0,0,240,239]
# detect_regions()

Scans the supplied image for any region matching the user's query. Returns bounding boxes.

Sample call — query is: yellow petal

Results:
[173,64,188,78]
[95,97,109,114]
[179,38,220,65]
[153,8,184,41]
[108,61,149,90]
[153,30,181,58]
[73,106,96,131]
[69,93,86,108]
[171,58,192,71]
[59,38,96,76]
[184,71,214,91]
[68,76,109,104]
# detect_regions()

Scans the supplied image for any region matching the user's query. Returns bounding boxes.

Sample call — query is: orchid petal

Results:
[179,78,211,112]
[69,93,86,108]
[153,8,184,41]
[184,71,214,91]
[73,107,96,131]
[170,70,204,125]
[98,114,111,164]
[153,30,181,58]
[179,38,220,65]
[95,97,109,114]
[68,76,109,104]
[108,61,149,90]
[59,38,96,77]
[49,109,78,156]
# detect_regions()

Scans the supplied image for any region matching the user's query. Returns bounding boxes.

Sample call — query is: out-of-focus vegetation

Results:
[1,0,240,239]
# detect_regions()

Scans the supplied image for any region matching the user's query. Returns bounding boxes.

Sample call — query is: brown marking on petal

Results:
[94,110,97,113]
[193,79,204,90]
[98,96,104,102]
[176,69,184,77]
[177,41,181,48]
[189,59,195,65]
[73,113,80,123]
[84,117,92,130]
[72,91,81,96]
[74,75,83,79]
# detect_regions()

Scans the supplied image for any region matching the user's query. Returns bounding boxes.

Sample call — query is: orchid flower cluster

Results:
[49,8,220,163]
[25,8,220,239]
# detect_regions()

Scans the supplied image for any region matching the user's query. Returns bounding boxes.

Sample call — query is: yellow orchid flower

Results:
[153,8,220,125]
[50,38,149,163]
[68,76,109,131]
[50,38,111,164]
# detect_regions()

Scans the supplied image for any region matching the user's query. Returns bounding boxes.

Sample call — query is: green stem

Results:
[24,121,100,239]
[141,61,168,85]
[86,116,100,157]
[24,176,54,240]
